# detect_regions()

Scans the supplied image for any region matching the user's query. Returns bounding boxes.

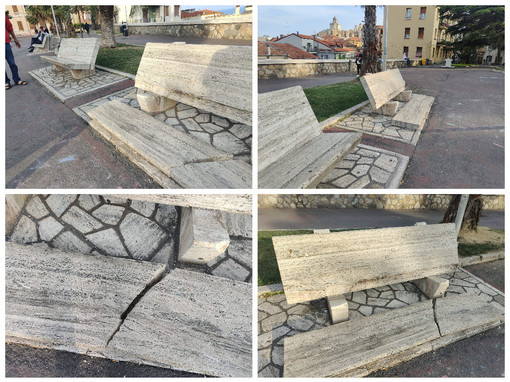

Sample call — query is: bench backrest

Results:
[135,43,252,125]
[258,86,320,172]
[273,223,458,304]
[360,68,405,110]
[57,38,100,67]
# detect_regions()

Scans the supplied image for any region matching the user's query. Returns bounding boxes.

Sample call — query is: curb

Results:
[95,65,136,80]
[258,283,283,297]
[459,251,504,267]
[319,100,370,131]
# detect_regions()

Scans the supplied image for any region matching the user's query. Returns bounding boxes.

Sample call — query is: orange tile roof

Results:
[258,41,318,59]
[181,9,223,19]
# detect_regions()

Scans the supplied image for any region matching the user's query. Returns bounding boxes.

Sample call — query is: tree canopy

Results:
[438,6,504,64]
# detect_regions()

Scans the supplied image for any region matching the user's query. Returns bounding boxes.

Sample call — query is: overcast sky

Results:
[259,6,384,38]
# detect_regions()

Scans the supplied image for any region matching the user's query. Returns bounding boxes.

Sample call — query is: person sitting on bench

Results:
[28,27,47,53]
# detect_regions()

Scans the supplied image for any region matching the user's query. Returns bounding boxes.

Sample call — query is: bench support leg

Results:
[374,101,399,116]
[53,64,66,72]
[70,69,95,80]
[327,295,349,324]
[137,90,176,115]
[413,276,449,299]
[393,90,412,102]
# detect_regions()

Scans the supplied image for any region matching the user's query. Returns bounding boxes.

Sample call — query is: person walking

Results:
[84,22,90,36]
[355,50,363,76]
[5,12,27,89]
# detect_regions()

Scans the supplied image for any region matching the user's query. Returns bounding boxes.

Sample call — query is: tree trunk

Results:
[442,195,483,231]
[99,6,116,48]
[66,19,76,37]
[361,6,380,76]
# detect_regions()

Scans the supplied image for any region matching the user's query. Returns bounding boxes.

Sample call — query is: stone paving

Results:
[257,267,505,377]
[28,66,126,101]
[74,87,252,162]
[332,104,424,146]
[318,143,409,189]
[8,194,252,282]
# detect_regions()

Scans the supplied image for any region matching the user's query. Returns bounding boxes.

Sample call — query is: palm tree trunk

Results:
[99,6,116,48]
[361,6,380,76]
[442,195,483,231]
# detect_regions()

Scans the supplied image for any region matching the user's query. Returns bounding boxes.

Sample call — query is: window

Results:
[416,47,423,58]
[165,6,169,16]
[418,27,424,39]
[406,8,412,19]
[404,28,410,39]
[17,21,24,31]
[12,5,19,12]
[420,7,426,19]
[432,47,436,58]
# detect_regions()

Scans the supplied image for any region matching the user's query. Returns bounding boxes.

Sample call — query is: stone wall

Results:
[124,20,252,40]
[258,194,505,210]
[8,194,252,282]
[258,59,420,79]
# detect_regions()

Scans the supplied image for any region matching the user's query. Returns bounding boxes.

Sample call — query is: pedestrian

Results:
[5,12,27,89]
[355,50,362,76]
[28,26,47,52]
[84,22,90,36]
[403,52,410,66]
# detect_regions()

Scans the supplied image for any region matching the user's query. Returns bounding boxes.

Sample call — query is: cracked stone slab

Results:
[106,268,252,377]
[5,242,167,356]
[273,224,458,304]
[284,294,503,378]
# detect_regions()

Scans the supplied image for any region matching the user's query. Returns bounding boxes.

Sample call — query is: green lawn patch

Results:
[303,79,368,122]
[258,230,312,286]
[96,43,144,75]
[458,242,504,257]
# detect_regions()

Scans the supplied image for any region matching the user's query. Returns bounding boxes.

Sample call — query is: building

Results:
[274,33,344,59]
[318,17,363,39]
[258,41,318,60]
[6,5,32,37]
[386,5,453,63]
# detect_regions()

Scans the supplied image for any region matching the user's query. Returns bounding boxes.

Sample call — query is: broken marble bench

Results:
[41,37,100,79]
[258,86,361,188]
[87,42,252,189]
[274,224,504,377]
[360,68,434,130]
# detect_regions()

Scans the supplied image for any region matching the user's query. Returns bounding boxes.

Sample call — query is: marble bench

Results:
[273,223,458,323]
[41,37,100,79]
[32,33,53,53]
[135,42,252,125]
[258,86,361,189]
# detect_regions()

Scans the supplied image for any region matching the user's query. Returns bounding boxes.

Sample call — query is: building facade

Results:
[386,5,452,63]
[6,5,32,37]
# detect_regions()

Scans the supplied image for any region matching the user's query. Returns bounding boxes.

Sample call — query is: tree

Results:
[438,6,504,64]
[442,195,483,231]
[89,6,98,30]
[99,6,116,48]
[360,6,380,76]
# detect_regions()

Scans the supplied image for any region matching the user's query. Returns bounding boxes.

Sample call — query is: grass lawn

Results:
[303,79,368,122]
[96,43,144,75]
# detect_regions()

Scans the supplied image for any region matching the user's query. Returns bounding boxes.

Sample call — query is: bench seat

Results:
[87,100,251,189]
[284,294,504,377]
[259,132,361,189]
[273,223,458,304]
[41,56,92,70]
[392,93,435,130]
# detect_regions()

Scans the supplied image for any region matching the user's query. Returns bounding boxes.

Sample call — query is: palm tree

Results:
[442,195,483,231]
[360,5,381,76]
[99,6,116,48]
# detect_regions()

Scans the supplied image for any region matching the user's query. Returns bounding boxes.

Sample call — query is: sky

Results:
[182,5,245,14]
[258,6,384,38]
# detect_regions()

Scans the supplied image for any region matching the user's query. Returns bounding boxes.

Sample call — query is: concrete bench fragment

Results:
[392,93,435,130]
[284,294,504,377]
[41,38,100,79]
[106,268,252,377]
[87,100,251,189]
[258,86,361,188]
[135,43,252,125]
[413,275,449,298]
[273,223,458,305]
[5,242,167,356]
[32,34,53,53]
[360,68,406,114]
[179,207,230,264]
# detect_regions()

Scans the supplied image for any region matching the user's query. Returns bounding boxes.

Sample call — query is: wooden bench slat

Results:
[284,294,503,377]
[135,43,252,125]
[274,224,458,304]
[259,132,361,189]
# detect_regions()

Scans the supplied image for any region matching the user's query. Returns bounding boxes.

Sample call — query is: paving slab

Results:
[5,242,167,356]
[106,268,252,377]
[273,224,458,304]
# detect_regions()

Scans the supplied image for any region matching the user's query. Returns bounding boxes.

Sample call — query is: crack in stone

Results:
[432,298,442,337]
[105,266,168,347]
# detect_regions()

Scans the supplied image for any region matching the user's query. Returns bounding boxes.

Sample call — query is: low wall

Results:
[258,194,504,210]
[258,59,420,79]
[123,19,252,40]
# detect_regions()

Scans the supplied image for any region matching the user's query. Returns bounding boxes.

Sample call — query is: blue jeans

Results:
[5,42,21,84]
